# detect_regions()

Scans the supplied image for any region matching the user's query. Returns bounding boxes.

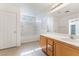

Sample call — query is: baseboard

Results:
[21,35,40,44]
[21,39,39,44]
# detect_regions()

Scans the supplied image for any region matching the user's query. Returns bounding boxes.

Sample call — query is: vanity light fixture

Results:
[50,3,70,13]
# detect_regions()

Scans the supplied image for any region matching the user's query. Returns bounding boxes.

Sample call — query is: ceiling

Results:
[20,3,60,15]
[20,3,77,17]
[51,3,79,18]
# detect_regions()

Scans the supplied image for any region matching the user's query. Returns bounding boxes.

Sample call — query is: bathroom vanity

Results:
[40,33,79,56]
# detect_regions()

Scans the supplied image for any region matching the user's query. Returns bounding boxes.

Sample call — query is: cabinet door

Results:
[55,41,79,56]
[40,36,47,52]
[47,44,53,56]
[55,41,64,56]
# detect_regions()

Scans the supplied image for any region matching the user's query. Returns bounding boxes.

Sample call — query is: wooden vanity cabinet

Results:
[54,40,79,56]
[40,35,79,56]
[40,35,47,53]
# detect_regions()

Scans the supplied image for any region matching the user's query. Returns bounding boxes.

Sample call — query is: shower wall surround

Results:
[21,16,39,43]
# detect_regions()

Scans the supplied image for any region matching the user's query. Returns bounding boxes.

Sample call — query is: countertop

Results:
[40,32,79,47]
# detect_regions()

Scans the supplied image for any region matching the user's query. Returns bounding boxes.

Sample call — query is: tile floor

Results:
[0,41,46,56]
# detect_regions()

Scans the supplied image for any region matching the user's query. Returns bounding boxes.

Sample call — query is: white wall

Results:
[0,3,21,46]
[36,15,48,33]
[47,16,54,33]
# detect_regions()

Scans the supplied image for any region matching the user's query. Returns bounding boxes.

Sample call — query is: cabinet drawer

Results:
[47,44,53,52]
[47,39,53,45]
[47,50,53,56]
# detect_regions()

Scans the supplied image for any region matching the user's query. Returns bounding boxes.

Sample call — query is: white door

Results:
[0,11,17,49]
